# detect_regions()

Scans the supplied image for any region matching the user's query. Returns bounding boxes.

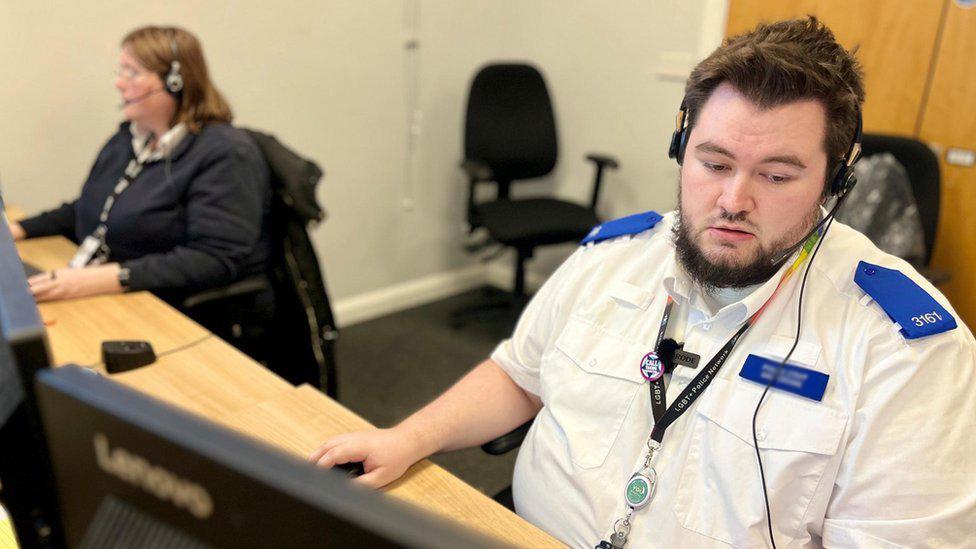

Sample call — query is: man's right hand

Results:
[309,427,428,489]
[8,221,25,241]
[307,360,540,490]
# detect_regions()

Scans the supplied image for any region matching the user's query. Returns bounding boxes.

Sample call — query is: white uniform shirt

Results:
[491,212,976,548]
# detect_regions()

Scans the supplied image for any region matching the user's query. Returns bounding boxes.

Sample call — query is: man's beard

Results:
[672,199,821,292]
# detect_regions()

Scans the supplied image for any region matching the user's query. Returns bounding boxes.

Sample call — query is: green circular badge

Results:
[625,470,656,509]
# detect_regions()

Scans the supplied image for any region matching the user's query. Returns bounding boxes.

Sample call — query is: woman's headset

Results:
[164,30,183,94]
[667,99,863,199]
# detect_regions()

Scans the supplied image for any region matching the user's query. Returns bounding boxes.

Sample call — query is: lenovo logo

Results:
[93,433,214,519]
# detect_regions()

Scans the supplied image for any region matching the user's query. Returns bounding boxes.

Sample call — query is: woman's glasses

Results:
[115,65,149,81]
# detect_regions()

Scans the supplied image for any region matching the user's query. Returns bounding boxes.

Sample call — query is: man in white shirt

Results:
[311,17,976,547]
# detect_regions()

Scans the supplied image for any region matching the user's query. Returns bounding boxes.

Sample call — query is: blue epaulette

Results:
[581,211,663,246]
[854,261,956,339]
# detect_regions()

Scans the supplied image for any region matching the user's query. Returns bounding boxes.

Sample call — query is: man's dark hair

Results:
[683,16,865,190]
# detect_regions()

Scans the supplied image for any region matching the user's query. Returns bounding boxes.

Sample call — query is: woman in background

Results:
[9,25,270,310]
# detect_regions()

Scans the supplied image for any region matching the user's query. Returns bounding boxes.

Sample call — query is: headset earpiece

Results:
[164,31,183,94]
[165,61,183,94]
[668,104,690,165]
[829,163,857,198]
[828,107,863,198]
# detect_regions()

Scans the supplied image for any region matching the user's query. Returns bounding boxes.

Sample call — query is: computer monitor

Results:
[0,219,498,548]
[1,193,46,278]
[35,366,497,548]
[0,207,63,548]
[0,190,50,418]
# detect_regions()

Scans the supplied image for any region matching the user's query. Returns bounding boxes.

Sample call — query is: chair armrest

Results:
[181,276,270,310]
[584,153,620,210]
[461,159,495,228]
[481,419,534,456]
[461,158,494,181]
[585,153,619,170]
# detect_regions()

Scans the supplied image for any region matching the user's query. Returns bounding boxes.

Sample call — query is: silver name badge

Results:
[68,235,101,269]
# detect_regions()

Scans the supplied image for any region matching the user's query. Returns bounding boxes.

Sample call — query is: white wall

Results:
[484,0,727,277]
[0,1,726,325]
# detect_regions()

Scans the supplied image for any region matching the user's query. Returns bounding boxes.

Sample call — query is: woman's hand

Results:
[29,263,124,302]
[8,221,26,241]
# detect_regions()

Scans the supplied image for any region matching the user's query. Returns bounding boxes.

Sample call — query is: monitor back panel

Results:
[37,366,498,549]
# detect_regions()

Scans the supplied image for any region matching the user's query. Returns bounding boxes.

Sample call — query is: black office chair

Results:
[859,133,947,284]
[182,129,340,397]
[453,63,618,324]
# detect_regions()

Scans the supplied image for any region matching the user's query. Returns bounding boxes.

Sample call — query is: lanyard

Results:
[597,230,823,549]
[68,137,152,268]
[646,302,748,441]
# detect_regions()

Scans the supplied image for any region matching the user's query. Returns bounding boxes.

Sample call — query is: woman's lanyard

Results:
[69,136,153,268]
[596,231,822,549]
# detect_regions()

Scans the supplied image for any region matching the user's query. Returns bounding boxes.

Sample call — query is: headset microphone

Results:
[117,88,165,110]
[768,189,852,266]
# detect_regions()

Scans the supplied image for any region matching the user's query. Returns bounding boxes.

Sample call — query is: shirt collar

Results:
[131,122,188,161]
[662,242,797,324]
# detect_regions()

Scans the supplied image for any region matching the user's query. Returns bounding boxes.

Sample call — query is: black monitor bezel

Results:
[37,366,498,549]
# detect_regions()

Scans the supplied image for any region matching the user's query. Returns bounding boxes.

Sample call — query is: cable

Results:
[751,210,837,549]
[156,333,214,359]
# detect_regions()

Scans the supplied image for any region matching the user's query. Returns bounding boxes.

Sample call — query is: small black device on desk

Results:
[101,340,156,373]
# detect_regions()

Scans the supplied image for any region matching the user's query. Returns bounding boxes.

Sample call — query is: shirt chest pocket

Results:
[545,316,647,470]
[673,377,848,546]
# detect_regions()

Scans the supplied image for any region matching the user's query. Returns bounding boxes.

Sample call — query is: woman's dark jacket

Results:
[19,121,271,306]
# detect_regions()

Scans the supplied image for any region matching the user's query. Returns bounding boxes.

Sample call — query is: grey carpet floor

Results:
[334,287,524,498]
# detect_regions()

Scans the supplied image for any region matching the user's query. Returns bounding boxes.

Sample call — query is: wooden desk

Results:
[13,234,561,547]
[5,206,25,221]
[17,237,216,368]
[216,386,558,547]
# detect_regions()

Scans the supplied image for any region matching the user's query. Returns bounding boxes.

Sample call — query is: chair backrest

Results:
[464,64,558,188]
[244,129,339,395]
[860,134,941,266]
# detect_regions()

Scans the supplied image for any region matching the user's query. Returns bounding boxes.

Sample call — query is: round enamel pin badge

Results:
[639,351,664,381]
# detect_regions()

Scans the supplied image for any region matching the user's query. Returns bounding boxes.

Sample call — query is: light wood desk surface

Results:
[5,205,25,221]
[17,236,216,369]
[13,233,561,547]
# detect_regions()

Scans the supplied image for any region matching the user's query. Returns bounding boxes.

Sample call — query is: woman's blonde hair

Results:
[122,25,232,133]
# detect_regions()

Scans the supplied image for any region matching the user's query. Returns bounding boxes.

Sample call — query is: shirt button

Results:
[588,358,598,367]
[755,429,767,442]
[701,323,712,331]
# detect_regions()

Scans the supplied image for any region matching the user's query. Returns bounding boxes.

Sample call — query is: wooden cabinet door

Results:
[920,3,976,327]
[725,0,944,136]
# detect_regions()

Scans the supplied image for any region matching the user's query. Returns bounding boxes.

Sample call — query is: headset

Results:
[669,97,863,548]
[668,100,862,199]
[164,29,184,95]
